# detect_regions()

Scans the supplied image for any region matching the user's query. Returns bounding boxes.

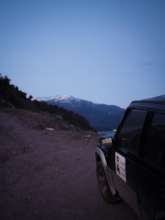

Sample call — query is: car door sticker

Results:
[115,152,126,182]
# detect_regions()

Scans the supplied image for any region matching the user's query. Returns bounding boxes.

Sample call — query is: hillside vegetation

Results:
[0,74,92,130]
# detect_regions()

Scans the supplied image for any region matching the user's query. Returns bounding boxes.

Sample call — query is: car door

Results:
[137,112,165,219]
[109,108,147,215]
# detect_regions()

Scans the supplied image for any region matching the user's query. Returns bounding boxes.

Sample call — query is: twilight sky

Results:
[0,0,165,107]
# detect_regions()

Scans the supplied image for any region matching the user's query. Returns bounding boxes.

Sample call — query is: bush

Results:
[0,74,93,130]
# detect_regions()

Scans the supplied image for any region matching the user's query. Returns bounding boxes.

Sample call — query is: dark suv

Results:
[96,97,165,220]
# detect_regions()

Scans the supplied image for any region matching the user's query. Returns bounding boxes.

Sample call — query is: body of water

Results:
[98,130,116,138]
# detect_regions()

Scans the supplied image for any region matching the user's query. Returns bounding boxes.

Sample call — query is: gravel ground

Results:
[0,109,138,220]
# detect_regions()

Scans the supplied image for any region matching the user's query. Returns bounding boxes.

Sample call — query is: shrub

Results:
[0,74,93,130]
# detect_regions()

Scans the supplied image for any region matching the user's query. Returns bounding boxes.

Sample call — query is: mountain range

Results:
[40,96,125,131]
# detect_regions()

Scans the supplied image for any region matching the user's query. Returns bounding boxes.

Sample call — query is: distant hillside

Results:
[0,75,92,130]
[42,96,125,131]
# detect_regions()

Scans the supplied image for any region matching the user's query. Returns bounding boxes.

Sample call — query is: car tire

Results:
[96,161,120,204]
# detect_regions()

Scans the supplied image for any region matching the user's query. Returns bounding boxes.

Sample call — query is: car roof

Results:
[129,95,165,112]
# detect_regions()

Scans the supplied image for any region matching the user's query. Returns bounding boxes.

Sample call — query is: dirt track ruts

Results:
[1,110,138,220]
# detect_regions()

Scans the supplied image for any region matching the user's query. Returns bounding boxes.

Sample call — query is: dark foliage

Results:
[0,74,93,130]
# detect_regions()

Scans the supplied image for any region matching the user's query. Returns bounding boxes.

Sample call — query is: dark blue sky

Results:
[0,0,165,107]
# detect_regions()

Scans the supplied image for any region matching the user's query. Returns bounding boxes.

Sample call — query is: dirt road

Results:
[1,110,138,220]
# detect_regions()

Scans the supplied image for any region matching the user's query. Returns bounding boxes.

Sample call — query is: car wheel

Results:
[96,161,120,204]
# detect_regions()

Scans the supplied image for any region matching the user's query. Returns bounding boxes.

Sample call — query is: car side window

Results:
[142,113,165,168]
[116,109,147,155]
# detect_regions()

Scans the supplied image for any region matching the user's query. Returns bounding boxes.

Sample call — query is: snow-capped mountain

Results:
[51,95,81,103]
[40,96,125,131]
[37,95,81,103]
[37,96,56,102]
